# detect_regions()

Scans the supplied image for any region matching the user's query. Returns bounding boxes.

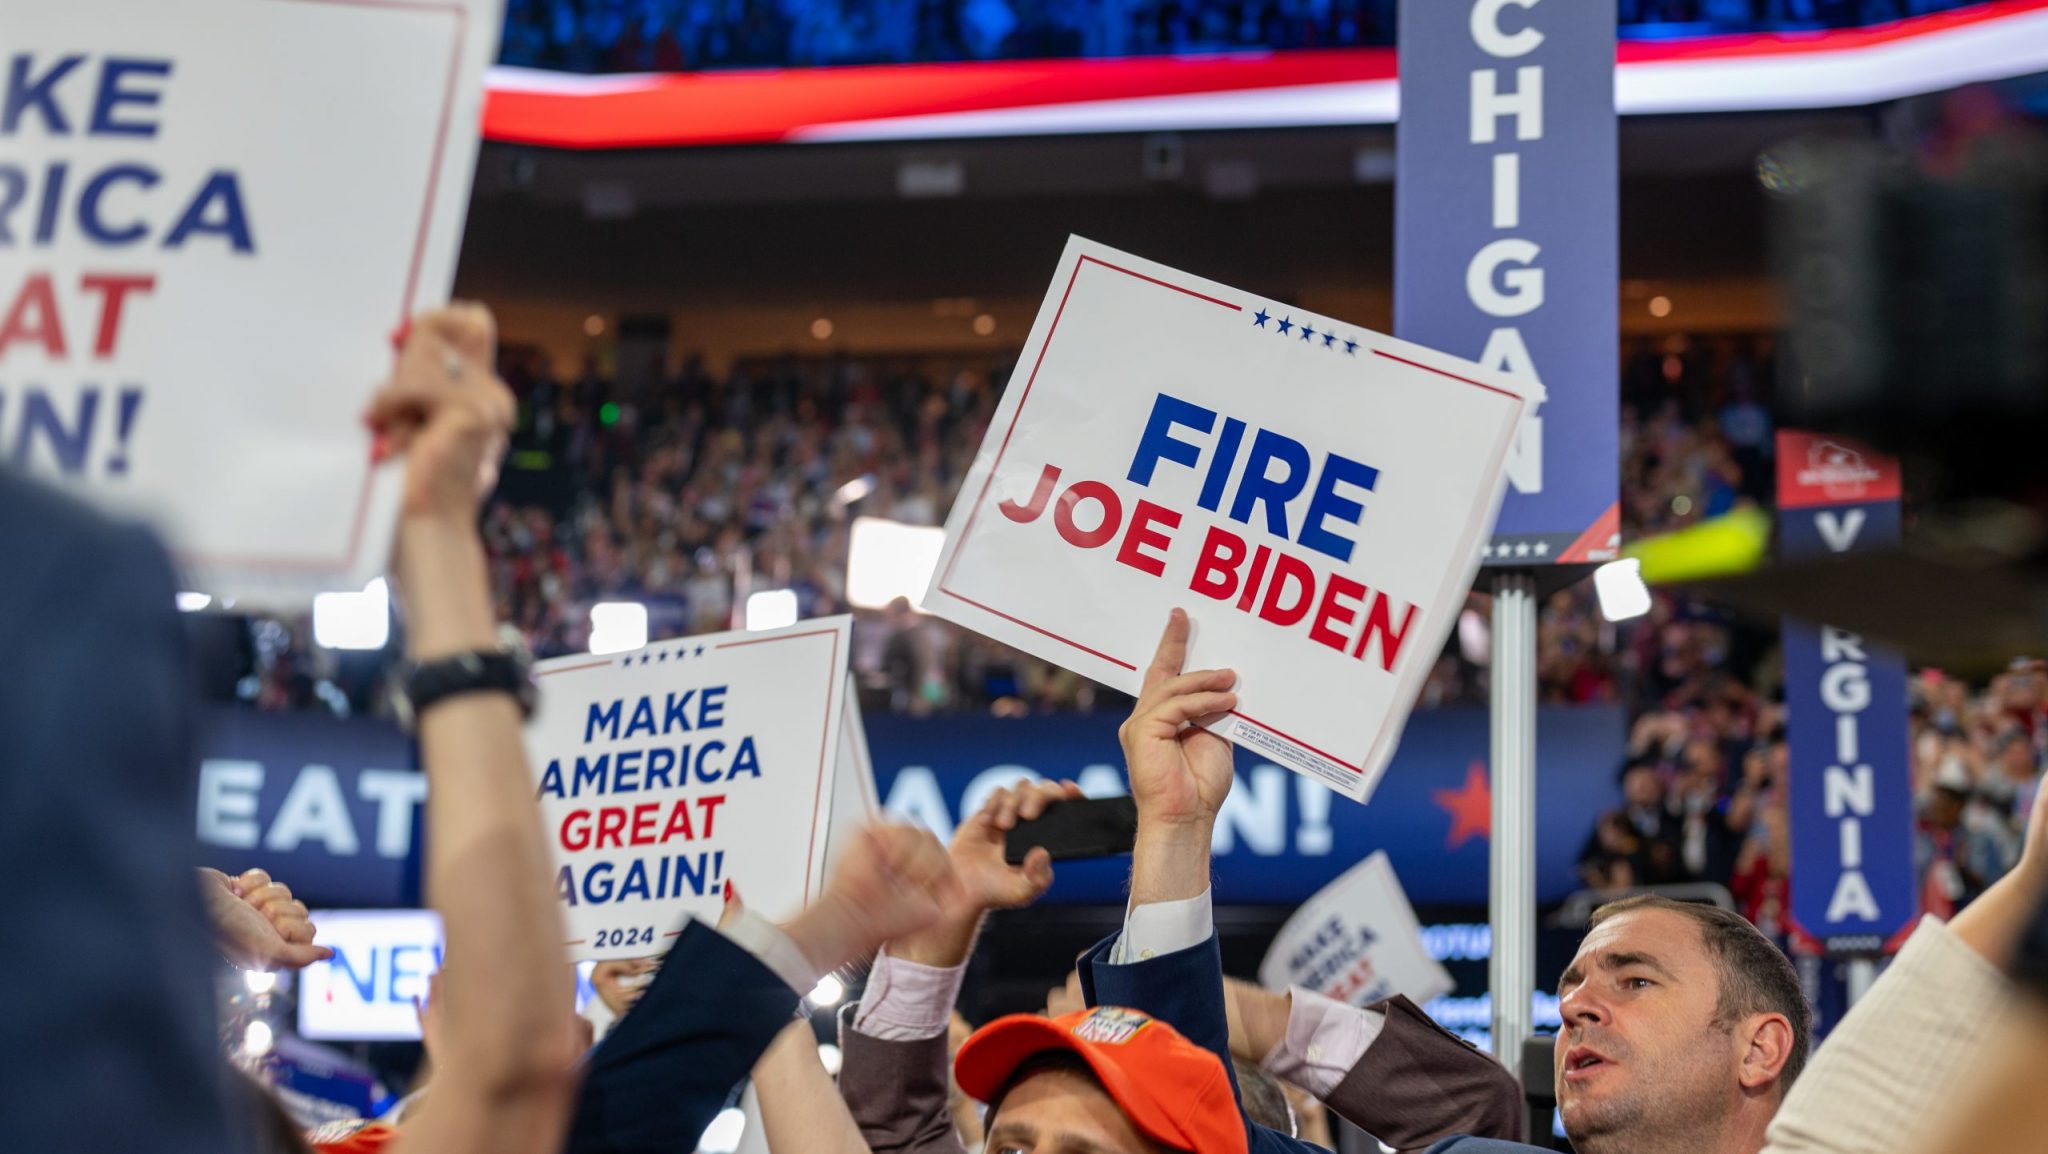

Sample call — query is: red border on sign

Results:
[937,255,1524,778]
[173,0,467,575]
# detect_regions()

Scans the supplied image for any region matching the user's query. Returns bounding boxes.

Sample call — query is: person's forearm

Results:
[1223,978,1291,1064]
[1951,855,2047,968]
[1130,821,1214,907]
[400,521,575,1098]
[892,911,985,970]
[754,1021,872,1154]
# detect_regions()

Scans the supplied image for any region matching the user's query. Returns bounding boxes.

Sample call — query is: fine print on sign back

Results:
[3,0,503,605]
[525,617,851,962]
[925,237,1542,801]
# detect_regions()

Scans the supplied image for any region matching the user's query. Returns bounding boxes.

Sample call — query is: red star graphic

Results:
[1433,761,1492,849]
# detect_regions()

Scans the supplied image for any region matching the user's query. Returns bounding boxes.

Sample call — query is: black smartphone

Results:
[1003,796,1140,864]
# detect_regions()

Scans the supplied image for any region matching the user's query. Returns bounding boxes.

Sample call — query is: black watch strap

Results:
[399,650,536,732]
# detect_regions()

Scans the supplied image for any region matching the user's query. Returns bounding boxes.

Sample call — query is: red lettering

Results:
[1190,524,1246,601]
[80,274,154,358]
[1309,574,1368,653]
[1054,480,1121,549]
[659,799,695,842]
[595,807,627,849]
[1354,592,1419,672]
[1236,544,1272,612]
[999,463,1061,524]
[560,810,592,852]
[628,802,659,846]
[0,273,65,359]
[698,794,727,839]
[1115,499,1181,577]
[1257,553,1315,627]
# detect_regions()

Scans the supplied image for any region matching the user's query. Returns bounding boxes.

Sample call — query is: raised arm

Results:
[1762,776,2047,1154]
[837,778,1080,1154]
[377,306,584,1154]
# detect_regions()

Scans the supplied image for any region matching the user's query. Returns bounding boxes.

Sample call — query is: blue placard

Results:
[1778,434,1916,954]
[1395,0,1619,564]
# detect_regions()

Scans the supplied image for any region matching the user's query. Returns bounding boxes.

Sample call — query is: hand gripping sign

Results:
[1258,851,1453,1007]
[526,617,851,962]
[925,238,1542,801]
[2,0,502,605]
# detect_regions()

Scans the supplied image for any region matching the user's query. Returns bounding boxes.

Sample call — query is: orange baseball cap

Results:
[955,1005,1249,1154]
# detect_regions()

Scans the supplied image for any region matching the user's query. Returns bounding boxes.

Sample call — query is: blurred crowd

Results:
[232,329,2045,920]
[493,0,1984,74]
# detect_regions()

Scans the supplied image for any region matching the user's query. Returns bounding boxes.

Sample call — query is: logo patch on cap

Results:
[1073,1007,1152,1045]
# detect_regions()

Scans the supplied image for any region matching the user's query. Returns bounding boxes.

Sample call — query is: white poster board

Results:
[1258,852,1453,1007]
[527,617,852,962]
[820,681,881,885]
[924,237,1540,801]
[2,0,502,605]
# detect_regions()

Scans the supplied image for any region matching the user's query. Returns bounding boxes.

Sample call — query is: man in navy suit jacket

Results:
[0,469,248,1154]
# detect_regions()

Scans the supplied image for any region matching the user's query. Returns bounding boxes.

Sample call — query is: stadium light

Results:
[244,971,278,996]
[847,517,944,610]
[313,578,390,650]
[746,589,799,632]
[1593,559,1653,622]
[242,1020,275,1058]
[817,1043,844,1076]
[588,601,648,655]
[177,592,212,612]
[807,973,845,1008]
[698,1107,746,1154]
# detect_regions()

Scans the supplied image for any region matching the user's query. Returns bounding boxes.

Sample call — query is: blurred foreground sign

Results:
[1259,851,1453,1006]
[925,237,1540,802]
[525,617,850,961]
[0,0,502,605]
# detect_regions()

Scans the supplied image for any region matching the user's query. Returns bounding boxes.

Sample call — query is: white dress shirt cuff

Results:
[1110,888,1214,965]
[715,908,822,998]
[850,949,968,1041]
[1260,986,1385,1099]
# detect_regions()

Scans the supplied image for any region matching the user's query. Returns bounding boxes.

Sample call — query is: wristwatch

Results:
[390,627,538,733]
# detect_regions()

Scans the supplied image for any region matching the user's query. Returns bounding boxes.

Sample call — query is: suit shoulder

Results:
[0,469,177,615]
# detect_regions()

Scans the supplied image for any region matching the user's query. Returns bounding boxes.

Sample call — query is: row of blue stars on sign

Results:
[620,645,707,668]
[1252,308,1359,354]
[1481,540,1552,559]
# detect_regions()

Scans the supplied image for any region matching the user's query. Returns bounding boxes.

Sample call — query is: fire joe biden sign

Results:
[925,238,1542,802]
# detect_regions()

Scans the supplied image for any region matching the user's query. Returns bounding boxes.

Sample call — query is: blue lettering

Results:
[34,161,64,244]
[11,389,97,474]
[571,754,611,797]
[387,944,429,1003]
[586,699,622,742]
[693,740,726,782]
[617,858,651,902]
[1127,393,1215,487]
[698,685,727,729]
[3,55,83,135]
[644,747,676,790]
[623,696,657,739]
[1298,452,1380,564]
[582,861,615,904]
[613,750,642,792]
[1228,428,1312,539]
[727,736,762,781]
[673,852,710,896]
[662,690,695,732]
[79,163,156,246]
[90,58,170,137]
[555,864,577,906]
[537,759,564,799]
[1197,416,1246,512]
[0,166,23,242]
[162,171,254,253]
[331,947,377,1004]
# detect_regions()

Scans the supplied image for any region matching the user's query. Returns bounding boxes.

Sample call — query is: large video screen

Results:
[499,0,2000,76]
